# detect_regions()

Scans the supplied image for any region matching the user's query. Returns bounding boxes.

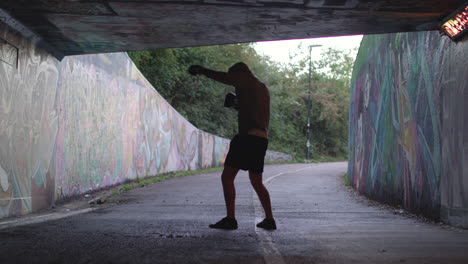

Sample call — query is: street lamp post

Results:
[306,44,321,160]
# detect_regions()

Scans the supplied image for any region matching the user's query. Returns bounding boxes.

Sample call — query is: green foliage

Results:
[128,44,355,159]
[342,173,352,186]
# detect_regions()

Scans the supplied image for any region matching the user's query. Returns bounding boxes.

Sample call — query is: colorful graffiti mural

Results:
[54,53,250,198]
[348,31,468,225]
[0,21,59,218]
[349,32,444,218]
[0,21,290,219]
[439,36,468,228]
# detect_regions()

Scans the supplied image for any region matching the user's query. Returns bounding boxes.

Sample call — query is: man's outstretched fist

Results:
[188,65,204,76]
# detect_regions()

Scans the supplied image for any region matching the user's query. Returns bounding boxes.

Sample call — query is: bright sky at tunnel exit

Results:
[254,35,363,64]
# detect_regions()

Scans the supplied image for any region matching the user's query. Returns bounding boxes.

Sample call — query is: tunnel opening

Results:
[126,35,360,162]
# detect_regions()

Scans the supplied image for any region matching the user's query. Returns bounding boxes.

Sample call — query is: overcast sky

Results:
[254,35,363,64]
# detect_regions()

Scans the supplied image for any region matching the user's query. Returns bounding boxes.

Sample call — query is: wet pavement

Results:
[1,162,467,264]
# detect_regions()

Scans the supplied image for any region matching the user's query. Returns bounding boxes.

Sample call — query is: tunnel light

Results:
[441,2,468,41]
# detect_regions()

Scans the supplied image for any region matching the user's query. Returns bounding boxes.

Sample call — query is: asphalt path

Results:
[0,162,467,263]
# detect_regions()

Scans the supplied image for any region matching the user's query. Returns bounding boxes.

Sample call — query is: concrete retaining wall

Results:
[0,20,291,219]
[348,31,468,227]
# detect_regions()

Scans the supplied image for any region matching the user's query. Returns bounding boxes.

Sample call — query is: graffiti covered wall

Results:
[0,20,59,217]
[55,54,209,197]
[440,36,468,228]
[0,22,291,219]
[348,31,468,227]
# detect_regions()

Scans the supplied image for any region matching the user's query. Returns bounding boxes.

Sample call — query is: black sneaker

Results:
[256,218,276,230]
[209,217,238,230]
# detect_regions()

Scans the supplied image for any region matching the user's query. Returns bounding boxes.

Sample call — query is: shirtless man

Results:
[188,62,276,230]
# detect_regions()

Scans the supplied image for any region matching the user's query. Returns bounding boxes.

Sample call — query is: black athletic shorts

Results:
[225,134,268,173]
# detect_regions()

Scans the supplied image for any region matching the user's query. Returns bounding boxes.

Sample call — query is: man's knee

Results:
[222,166,238,183]
[222,174,234,185]
[249,172,264,188]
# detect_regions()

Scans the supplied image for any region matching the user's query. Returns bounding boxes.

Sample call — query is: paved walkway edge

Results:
[0,208,98,230]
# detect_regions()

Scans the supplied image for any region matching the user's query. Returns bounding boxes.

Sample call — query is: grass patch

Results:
[342,172,352,187]
[310,155,347,163]
[112,167,223,196]
[266,155,347,165]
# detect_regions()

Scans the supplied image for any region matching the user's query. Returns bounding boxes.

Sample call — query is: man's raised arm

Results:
[188,65,235,86]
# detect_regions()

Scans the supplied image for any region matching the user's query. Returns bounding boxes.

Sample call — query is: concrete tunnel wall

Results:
[348,31,468,228]
[0,21,291,220]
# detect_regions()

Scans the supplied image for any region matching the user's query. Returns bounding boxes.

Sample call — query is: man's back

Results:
[234,74,270,135]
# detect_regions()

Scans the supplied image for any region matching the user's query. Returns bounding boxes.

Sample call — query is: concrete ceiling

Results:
[0,0,465,59]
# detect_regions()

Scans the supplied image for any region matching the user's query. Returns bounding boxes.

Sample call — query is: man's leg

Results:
[248,172,273,219]
[209,166,240,230]
[222,166,240,219]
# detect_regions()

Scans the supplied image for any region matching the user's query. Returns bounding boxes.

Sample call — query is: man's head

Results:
[228,62,252,75]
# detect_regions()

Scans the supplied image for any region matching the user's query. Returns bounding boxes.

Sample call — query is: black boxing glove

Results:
[188,65,203,76]
[224,92,238,110]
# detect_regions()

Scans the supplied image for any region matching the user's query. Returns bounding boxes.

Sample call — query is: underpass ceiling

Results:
[0,0,465,58]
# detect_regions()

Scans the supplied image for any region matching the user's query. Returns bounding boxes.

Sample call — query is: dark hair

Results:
[228,62,252,74]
